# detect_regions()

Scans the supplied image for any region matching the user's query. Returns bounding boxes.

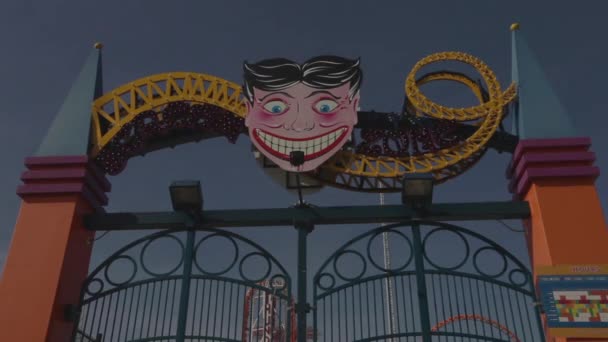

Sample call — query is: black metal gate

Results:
[73,220,546,342]
[72,228,292,342]
[313,221,545,341]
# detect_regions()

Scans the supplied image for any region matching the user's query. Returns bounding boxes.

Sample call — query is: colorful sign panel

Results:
[243,56,361,172]
[537,265,608,338]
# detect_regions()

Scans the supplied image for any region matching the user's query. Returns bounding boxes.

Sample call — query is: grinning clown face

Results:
[245,83,359,172]
[243,56,362,172]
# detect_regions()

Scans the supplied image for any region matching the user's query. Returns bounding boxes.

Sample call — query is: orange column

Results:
[0,156,110,342]
[508,137,608,341]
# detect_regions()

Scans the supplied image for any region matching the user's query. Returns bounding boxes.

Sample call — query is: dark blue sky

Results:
[0,0,606,284]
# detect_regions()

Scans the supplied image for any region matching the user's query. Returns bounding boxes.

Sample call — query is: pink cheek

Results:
[316,114,339,126]
[250,110,285,127]
[317,108,352,126]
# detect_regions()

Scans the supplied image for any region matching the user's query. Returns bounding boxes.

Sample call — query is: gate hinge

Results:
[532,301,545,314]
[295,302,314,313]
[64,304,81,322]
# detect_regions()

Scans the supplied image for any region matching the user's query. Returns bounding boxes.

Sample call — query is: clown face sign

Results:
[243,56,362,172]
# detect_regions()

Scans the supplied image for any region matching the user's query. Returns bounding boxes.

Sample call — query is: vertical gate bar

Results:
[191,278,200,336]
[355,286,360,340]
[233,284,241,341]
[226,282,233,339]
[139,284,149,338]
[513,291,527,339]
[116,286,128,340]
[411,223,432,342]
[85,293,98,337]
[171,279,179,336]
[219,282,227,337]
[441,276,452,334]
[331,289,335,341]
[407,276,415,331]
[466,278,479,337]
[475,279,495,337]
[247,284,253,341]
[338,289,343,341]
[278,293,283,341]
[153,280,164,337]
[287,282,292,342]
[398,276,407,332]
[313,280,319,342]
[345,289,349,342]
[102,293,114,339]
[296,221,312,342]
[429,275,439,335]
[124,285,135,339]
[148,280,157,337]
[503,286,519,339]
[358,284,364,340]
[394,278,402,336]
[212,278,221,336]
[524,293,536,340]
[108,292,118,341]
[372,280,379,337]
[531,283,547,341]
[323,297,327,341]
[162,279,171,336]
[365,281,372,337]
[380,279,386,338]
[176,230,196,342]
[492,283,507,339]
[200,279,208,337]
[451,277,463,333]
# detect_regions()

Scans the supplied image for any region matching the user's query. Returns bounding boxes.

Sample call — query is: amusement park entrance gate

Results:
[72,205,545,342]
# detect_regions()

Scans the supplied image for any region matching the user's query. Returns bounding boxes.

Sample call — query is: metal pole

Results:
[379,185,397,340]
[412,222,432,341]
[176,230,195,342]
[295,221,312,342]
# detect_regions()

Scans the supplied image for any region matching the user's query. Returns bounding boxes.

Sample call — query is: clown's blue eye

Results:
[263,100,288,114]
[314,99,339,114]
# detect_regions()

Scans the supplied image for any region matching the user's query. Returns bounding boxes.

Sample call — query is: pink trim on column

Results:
[24,156,111,191]
[24,155,89,166]
[507,137,600,197]
[512,166,600,196]
[17,155,111,209]
[511,137,591,170]
[511,151,596,179]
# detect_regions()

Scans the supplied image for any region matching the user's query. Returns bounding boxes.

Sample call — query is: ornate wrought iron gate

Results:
[313,221,546,342]
[73,221,545,342]
[72,229,292,342]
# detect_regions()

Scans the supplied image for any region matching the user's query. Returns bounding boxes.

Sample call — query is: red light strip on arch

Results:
[431,314,521,342]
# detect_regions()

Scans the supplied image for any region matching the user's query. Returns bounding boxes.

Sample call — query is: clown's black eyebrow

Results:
[304,90,340,99]
[257,91,295,102]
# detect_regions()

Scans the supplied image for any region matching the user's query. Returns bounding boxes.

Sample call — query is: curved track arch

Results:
[90,72,246,156]
[90,52,516,192]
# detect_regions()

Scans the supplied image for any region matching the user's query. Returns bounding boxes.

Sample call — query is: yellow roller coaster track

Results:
[90,73,246,156]
[90,52,516,189]
[315,51,516,188]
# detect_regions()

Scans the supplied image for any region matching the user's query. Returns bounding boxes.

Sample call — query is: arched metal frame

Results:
[313,221,545,342]
[72,228,292,342]
[73,219,545,342]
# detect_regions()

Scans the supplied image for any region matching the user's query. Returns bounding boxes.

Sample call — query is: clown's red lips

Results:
[253,126,348,161]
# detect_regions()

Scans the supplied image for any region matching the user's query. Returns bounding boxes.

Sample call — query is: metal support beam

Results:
[294,220,313,342]
[85,201,530,231]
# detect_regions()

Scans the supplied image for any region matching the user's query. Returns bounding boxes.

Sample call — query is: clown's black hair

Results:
[243,56,362,103]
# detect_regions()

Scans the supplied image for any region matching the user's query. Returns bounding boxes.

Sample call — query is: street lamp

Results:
[169,180,203,213]
[402,173,434,211]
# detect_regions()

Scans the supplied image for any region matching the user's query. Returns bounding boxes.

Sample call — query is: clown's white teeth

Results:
[257,128,347,156]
